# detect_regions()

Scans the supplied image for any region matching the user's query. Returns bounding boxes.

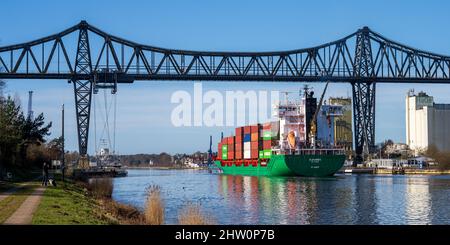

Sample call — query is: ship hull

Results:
[215,154,345,177]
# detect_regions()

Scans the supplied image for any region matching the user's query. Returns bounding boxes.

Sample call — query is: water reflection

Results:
[113,170,450,225]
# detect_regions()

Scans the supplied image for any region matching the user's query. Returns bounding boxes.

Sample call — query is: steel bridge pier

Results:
[352,82,376,164]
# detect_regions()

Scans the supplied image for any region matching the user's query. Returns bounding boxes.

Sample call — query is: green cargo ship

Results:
[215,151,345,177]
[214,85,347,177]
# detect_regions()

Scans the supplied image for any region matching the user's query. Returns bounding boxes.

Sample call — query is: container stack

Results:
[218,142,223,160]
[259,121,280,159]
[243,126,251,159]
[260,122,272,159]
[250,124,260,159]
[235,127,243,160]
[227,136,235,161]
[221,139,228,160]
[216,121,280,163]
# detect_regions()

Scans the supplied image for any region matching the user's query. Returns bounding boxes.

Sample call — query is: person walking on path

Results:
[42,162,49,186]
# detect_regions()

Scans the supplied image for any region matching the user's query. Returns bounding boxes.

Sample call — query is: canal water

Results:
[112,169,450,225]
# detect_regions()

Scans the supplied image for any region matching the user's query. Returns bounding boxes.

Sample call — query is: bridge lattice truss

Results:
[1,21,449,160]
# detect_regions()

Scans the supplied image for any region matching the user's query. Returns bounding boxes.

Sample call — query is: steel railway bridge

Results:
[1,21,450,162]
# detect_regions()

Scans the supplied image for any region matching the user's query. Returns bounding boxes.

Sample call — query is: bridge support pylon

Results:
[351,82,376,165]
[73,79,93,156]
[352,27,376,165]
[73,22,93,159]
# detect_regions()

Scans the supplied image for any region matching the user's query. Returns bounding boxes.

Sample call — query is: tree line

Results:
[0,81,61,179]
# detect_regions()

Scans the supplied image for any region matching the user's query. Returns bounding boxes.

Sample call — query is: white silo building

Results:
[406,90,450,155]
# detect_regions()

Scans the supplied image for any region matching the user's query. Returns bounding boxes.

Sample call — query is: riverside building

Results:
[406,90,450,155]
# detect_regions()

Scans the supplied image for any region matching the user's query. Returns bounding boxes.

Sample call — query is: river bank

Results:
[341,167,450,175]
[28,179,144,224]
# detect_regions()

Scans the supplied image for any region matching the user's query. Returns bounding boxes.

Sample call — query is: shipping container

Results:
[227,151,234,160]
[235,151,242,159]
[235,127,243,138]
[251,124,259,133]
[251,141,259,150]
[262,131,272,139]
[243,142,251,151]
[263,149,272,158]
[228,136,234,144]
[251,150,258,159]
[243,134,251,142]
[222,144,228,152]
[244,150,251,159]
[263,140,271,149]
[218,143,222,159]
[251,132,259,141]
[244,126,251,134]
[222,152,228,160]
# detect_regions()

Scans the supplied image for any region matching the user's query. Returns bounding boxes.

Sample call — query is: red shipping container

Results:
[235,151,242,159]
[251,150,258,159]
[227,151,234,160]
[222,137,228,145]
[218,143,222,159]
[244,126,251,134]
[228,144,235,151]
[235,136,242,145]
[235,127,243,137]
[263,140,271,150]
[228,136,234,144]
[251,125,259,133]
[235,143,242,152]
[262,122,271,130]
[251,141,259,150]
[251,132,259,141]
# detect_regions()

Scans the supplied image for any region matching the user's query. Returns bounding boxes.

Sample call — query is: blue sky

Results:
[1,0,450,154]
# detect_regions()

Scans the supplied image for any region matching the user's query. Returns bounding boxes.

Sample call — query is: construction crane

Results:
[309,81,330,149]
[27,91,33,119]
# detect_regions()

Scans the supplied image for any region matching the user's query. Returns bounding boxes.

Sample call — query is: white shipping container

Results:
[244,150,251,159]
[244,142,251,150]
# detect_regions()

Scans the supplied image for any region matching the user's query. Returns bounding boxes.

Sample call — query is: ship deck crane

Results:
[309,81,330,149]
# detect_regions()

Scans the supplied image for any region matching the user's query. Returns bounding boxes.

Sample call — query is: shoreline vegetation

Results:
[29,177,213,225]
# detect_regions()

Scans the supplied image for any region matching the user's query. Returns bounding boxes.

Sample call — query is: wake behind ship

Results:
[214,86,346,177]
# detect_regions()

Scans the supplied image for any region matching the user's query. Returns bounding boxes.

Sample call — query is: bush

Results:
[144,185,164,225]
[87,178,113,199]
[426,145,450,170]
[178,202,214,225]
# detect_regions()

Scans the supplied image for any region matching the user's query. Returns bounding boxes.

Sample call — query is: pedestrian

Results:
[42,162,49,186]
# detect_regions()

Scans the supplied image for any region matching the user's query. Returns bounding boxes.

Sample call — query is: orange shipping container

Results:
[251,132,259,141]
